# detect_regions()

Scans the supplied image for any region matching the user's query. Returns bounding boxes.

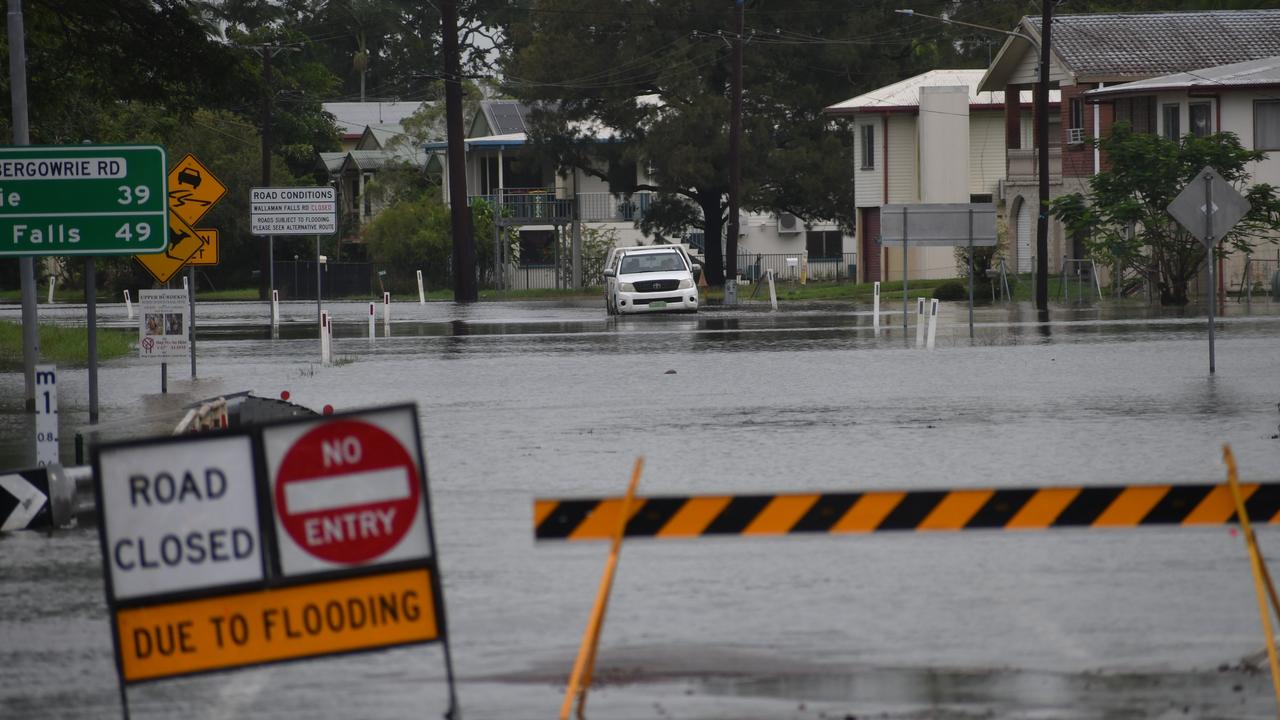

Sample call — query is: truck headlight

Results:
[677,278,694,289]
[620,282,636,292]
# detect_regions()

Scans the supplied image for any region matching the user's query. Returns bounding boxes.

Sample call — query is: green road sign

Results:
[0,145,168,256]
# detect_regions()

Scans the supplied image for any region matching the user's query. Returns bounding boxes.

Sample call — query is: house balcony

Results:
[467,189,656,224]
[1006,147,1062,185]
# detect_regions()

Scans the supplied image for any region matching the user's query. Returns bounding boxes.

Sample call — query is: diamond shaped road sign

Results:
[1167,166,1251,250]
[167,153,226,227]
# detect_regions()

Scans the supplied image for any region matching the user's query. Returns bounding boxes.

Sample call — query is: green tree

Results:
[363,187,499,291]
[501,0,1010,286]
[1051,123,1280,305]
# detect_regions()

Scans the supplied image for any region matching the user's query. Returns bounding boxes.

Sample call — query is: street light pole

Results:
[895,8,1051,310]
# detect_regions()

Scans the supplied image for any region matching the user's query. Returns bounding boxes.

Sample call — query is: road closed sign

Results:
[91,403,453,715]
[263,406,431,577]
[95,434,262,601]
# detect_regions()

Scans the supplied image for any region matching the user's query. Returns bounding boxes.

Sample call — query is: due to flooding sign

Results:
[91,404,452,697]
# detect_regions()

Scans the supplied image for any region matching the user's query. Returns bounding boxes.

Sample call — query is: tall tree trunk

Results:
[699,193,724,286]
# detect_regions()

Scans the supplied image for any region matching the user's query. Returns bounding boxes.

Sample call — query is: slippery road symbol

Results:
[168,189,213,211]
[177,167,202,188]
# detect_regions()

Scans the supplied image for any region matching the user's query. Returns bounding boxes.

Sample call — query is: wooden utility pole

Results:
[443,0,477,302]
[726,0,744,286]
[1035,1,1051,311]
[8,0,38,411]
[250,45,292,302]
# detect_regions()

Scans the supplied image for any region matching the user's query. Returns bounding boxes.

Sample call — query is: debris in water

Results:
[665,369,677,374]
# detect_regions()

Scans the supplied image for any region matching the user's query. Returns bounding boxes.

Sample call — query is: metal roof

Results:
[1031,10,1280,81]
[318,152,345,174]
[981,10,1280,91]
[1086,55,1280,98]
[322,101,432,137]
[826,69,1059,114]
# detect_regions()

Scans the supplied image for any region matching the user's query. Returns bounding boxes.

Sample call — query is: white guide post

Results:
[271,289,280,329]
[915,297,926,348]
[124,290,134,319]
[368,302,376,340]
[767,269,778,311]
[873,281,880,334]
[47,276,55,303]
[320,311,330,365]
[417,270,426,304]
[383,291,391,336]
[926,299,939,350]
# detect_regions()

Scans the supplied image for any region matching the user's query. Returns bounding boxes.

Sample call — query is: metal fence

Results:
[576,192,654,222]
[505,264,559,291]
[470,189,573,222]
[273,260,373,300]
[734,253,858,282]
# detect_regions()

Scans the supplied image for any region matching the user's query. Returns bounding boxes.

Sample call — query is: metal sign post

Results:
[968,208,975,340]
[902,207,908,334]
[879,203,999,341]
[1167,166,1251,375]
[1205,175,1216,374]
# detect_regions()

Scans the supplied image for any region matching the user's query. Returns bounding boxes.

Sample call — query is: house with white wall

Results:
[977,9,1280,278]
[1085,55,1280,293]
[825,69,1059,282]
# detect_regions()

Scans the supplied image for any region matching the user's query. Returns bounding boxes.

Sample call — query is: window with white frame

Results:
[1161,104,1180,140]
[1189,102,1213,137]
[1069,97,1084,130]
[1256,100,1280,151]
[860,124,875,169]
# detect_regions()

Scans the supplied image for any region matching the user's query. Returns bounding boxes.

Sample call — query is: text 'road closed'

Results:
[115,569,437,682]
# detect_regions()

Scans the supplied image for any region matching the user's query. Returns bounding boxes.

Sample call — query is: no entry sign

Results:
[264,406,431,577]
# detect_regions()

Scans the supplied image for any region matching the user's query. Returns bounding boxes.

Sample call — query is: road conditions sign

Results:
[0,145,168,256]
[263,406,430,576]
[95,434,263,601]
[251,186,336,235]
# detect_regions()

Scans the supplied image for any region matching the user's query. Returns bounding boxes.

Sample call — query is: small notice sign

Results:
[138,289,190,360]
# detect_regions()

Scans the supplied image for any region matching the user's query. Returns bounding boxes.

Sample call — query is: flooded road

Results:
[2,296,1280,719]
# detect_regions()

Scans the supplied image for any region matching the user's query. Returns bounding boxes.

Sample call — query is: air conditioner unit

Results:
[1067,127,1085,145]
[997,178,1006,202]
[777,212,801,234]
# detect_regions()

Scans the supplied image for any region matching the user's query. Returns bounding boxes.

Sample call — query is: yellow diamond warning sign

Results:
[186,229,219,266]
[114,568,438,682]
[167,154,226,227]
[136,212,206,284]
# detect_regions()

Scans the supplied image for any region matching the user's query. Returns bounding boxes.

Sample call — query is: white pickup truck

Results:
[603,245,701,315]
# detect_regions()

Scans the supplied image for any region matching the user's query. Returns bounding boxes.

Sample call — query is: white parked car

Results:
[603,246,700,315]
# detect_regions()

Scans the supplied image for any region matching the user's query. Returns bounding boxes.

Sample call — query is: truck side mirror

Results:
[604,268,616,278]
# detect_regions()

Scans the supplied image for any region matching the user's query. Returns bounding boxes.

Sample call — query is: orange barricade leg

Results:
[560,458,643,720]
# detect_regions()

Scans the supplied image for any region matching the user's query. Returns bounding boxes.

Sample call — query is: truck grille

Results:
[634,279,679,293]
